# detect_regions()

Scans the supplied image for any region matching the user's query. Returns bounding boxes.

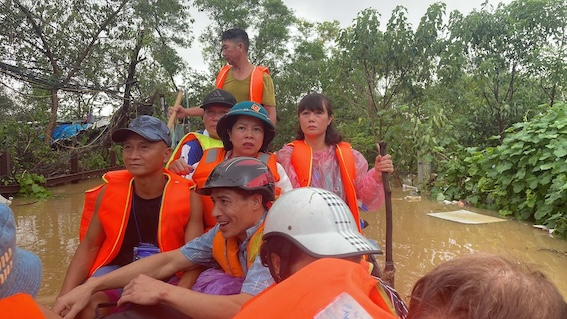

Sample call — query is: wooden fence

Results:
[0,150,122,196]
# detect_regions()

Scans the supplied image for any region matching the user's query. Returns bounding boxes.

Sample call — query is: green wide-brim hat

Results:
[217,101,275,153]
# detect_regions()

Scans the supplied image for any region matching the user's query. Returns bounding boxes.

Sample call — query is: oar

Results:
[167,89,184,146]
[378,141,395,287]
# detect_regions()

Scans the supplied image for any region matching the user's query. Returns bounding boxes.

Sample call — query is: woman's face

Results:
[228,115,264,157]
[298,103,333,139]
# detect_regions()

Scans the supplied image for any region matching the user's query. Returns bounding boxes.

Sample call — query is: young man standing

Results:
[171,28,277,125]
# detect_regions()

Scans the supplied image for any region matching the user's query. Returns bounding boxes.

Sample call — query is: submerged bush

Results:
[432,103,567,238]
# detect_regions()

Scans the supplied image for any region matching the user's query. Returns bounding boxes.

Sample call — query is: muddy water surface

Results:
[9,180,567,306]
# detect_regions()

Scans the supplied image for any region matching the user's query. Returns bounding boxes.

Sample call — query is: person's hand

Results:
[374,154,394,184]
[118,274,169,307]
[168,104,186,119]
[52,283,94,319]
[168,158,194,176]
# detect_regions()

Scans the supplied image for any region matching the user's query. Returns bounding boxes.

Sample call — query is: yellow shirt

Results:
[221,69,276,106]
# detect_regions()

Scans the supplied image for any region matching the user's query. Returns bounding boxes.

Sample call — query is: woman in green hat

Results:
[190,100,292,232]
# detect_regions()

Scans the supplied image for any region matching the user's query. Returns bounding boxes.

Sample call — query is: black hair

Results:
[295,93,343,145]
[260,236,307,283]
[221,28,249,52]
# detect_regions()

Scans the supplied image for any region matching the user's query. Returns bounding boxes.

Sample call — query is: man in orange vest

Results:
[53,157,276,319]
[235,187,408,319]
[170,28,277,125]
[55,116,201,319]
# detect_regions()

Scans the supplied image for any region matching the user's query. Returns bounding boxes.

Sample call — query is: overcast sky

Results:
[179,0,514,72]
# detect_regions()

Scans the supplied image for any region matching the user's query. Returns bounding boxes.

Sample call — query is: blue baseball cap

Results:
[111,115,171,147]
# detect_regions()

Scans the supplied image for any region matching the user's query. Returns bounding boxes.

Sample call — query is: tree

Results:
[526,0,567,106]
[0,0,192,144]
[272,20,342,149]
[447,1,553,143]
[334,5,450,177]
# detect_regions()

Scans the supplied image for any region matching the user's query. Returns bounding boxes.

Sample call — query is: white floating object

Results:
[533,224,555,234]
[0,195,12,206]
[427,210,506,224]
[402,184,418,192]
[404,195,421,202]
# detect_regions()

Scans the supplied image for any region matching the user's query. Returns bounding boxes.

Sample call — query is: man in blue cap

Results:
[56,115,201,319]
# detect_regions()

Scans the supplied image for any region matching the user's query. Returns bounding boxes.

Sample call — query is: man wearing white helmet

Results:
[234,187,408,319]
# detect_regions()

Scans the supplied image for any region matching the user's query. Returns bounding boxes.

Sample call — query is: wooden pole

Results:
[167,90,184,147]
[379,141,395,287]
[167,90,184,130]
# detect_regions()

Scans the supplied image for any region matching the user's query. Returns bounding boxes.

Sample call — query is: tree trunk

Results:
[45,88,59,146]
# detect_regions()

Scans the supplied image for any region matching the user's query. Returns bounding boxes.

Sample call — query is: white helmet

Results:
[263,187,380,258]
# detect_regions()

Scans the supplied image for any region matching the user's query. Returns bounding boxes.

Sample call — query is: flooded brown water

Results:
[8,179,567,305]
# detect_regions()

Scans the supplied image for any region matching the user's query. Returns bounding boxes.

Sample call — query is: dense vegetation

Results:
[0,0,566,236]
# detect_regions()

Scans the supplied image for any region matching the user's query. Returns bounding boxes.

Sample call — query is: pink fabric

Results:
[276,144,385,211]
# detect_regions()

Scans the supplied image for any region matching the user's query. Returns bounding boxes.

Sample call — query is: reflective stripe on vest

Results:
[288,140,361,233]
[215,65,269,104]
[166,132,223,168]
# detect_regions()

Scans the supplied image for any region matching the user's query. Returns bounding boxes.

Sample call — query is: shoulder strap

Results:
[335,142,362,233]
[166,132,198,168]
[215,65,232,88]
[289,140,312,187]
[79,184,106,241]
[249,66,269,104]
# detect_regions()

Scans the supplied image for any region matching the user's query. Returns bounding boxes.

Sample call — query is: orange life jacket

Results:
[79,169,193,276]
[288,140,362,233]
[215,65,269,104]
[211,224,264,277]
[0,294,45,319]
[192,148,280,231]
[234,258,399,319]
[166,132,223,169]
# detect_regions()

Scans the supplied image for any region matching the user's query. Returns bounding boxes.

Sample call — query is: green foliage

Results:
[0,0,192,142]
[16,172,50,199]
[433,103,567,238]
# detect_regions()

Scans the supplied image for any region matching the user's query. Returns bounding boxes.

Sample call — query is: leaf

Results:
[553,147,567,158]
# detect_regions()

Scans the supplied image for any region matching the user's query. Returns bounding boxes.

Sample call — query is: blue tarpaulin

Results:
[52,123,91,142]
